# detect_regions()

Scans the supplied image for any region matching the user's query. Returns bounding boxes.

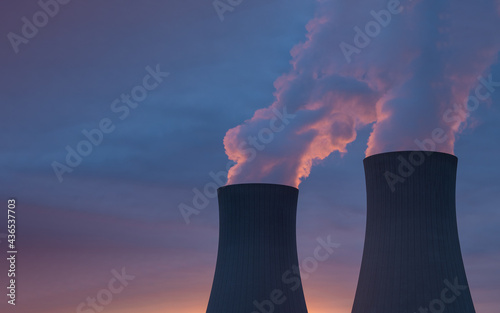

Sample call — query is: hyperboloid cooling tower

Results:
[206,183,308,313]
[352,151,475,313]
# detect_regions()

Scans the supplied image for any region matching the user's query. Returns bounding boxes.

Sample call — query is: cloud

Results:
[223,0,500,187]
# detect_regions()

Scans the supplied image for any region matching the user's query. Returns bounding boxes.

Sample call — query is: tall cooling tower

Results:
[206,183,308,313]
[352,151,475,313]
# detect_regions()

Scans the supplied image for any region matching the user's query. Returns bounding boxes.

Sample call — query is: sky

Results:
[0,0,499,313]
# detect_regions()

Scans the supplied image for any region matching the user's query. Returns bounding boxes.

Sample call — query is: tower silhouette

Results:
[206,183,308,313]
[352,151,475,313]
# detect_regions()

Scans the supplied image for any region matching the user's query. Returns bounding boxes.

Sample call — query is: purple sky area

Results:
[1,1,499,312]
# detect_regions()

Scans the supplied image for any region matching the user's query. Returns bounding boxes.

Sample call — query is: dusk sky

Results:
[1,0,499,313]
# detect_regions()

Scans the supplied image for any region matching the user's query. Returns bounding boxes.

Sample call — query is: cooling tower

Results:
[352,151,475,313]
[206,183,308,313]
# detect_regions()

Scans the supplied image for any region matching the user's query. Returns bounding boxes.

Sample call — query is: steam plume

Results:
[224,0,500,187]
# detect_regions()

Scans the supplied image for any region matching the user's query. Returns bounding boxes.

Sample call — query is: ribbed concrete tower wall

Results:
[352,151,475,313]
[206,183,308,313]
